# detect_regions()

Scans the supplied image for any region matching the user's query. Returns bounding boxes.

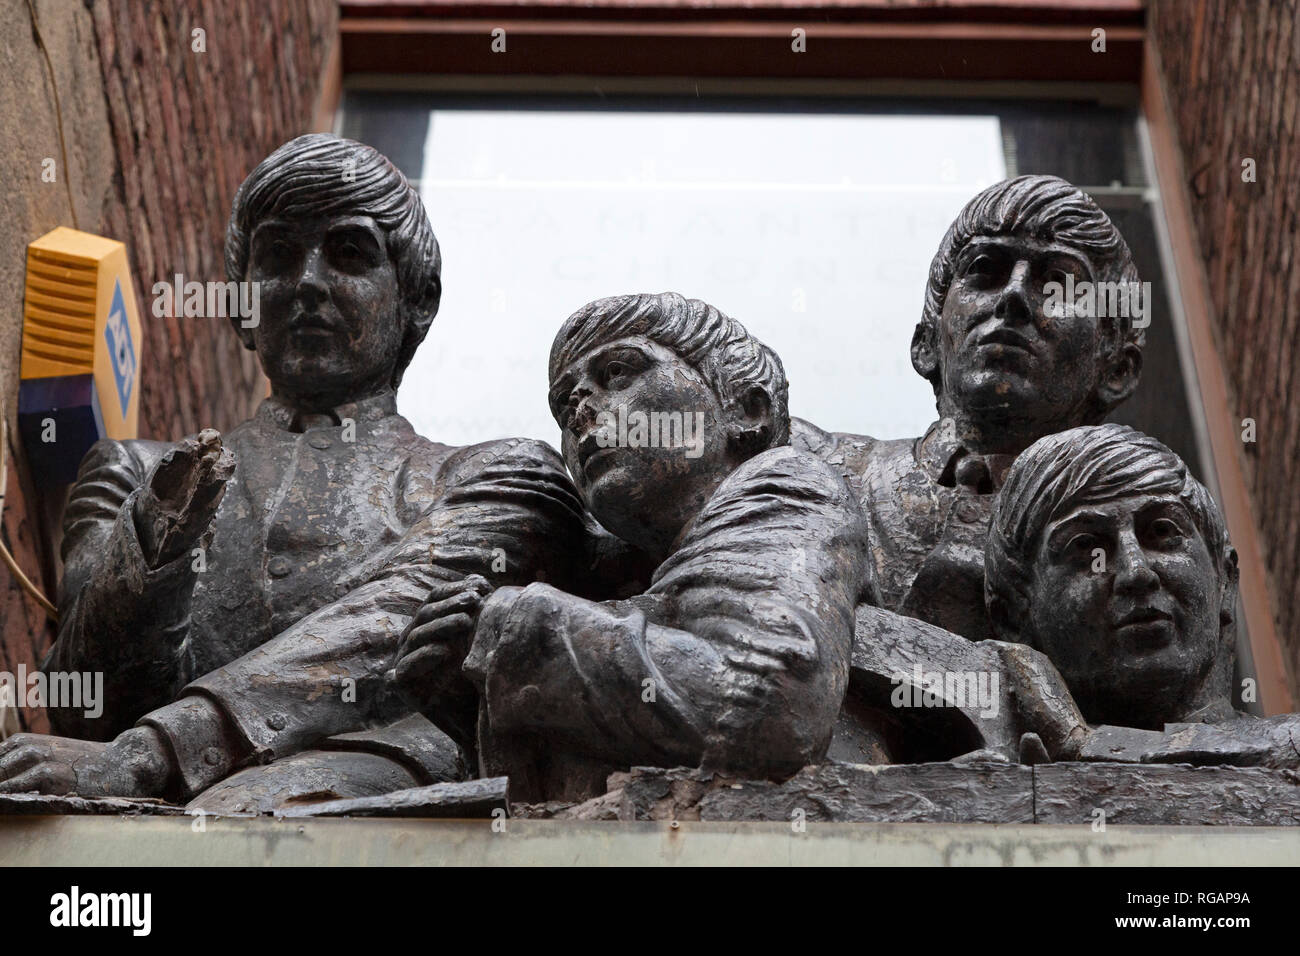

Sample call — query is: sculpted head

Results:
[986,424,1238,728]
[225,133,442,409]
[912,175,1144,453]
[548,292,788,558]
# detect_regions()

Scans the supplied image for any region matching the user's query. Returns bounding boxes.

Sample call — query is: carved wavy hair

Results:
[915,175,1144,420]
[225,133,442,387]
[549,292,791,450]
[985,424,1236,672]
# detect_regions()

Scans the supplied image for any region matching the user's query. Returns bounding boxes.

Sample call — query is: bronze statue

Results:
[394,293,871,803]
[0,134,595,811]
[794,175,1145,641]
[1,145,1292,824]
[986,423,1300,769]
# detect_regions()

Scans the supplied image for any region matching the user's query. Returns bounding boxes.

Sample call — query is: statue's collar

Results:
[256,391,399,433]
[915,418,1015,494]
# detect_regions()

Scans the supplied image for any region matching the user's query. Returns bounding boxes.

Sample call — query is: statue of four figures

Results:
[2,134,1295,815]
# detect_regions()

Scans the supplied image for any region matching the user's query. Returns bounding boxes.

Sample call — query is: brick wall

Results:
[88,0,339,442]
[0,0,337,733]
[1149,0,1300,692]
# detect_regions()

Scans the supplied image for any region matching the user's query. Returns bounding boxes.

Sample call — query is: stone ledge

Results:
[1034,763,1300,826]
[279,778,509,818]
[514,760,1300,825]
[0,792,186,816]
[0,817,1297,866]
[5,760,1299,825]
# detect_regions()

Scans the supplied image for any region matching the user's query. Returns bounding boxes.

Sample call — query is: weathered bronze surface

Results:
[516,762,1300,827]
[398,293,871,803]
[987,423,1300,769]
[794,175,1146,643]
[0,135,596,812]
[834,604,1087,766]
[0,158,1291,826]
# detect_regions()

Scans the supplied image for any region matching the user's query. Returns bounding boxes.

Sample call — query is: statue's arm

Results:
[138,438,589,801]
[466,448,870,777]
[42,439,204,740]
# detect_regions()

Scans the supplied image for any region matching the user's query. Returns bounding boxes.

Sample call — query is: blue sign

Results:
[104,279,136,418]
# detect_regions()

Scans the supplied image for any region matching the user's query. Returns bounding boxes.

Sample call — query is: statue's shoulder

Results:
[788,416,839,455]
[694,446,867,545]
[91,417,284,481]
[384,418,455,469]
[789,416,910,479]
[723,443,853,501]
[438,436,566,481]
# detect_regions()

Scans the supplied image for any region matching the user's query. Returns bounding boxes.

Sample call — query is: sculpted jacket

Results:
[792,416,1015,642]
[462,445,872,803]
[45,393,591,801]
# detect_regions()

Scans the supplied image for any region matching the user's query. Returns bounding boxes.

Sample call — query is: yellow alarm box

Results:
[19,227,143,483]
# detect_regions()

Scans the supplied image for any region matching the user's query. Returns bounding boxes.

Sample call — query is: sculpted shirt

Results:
[791,416,1014,642]
[462,445,872,803]
[45,393,590,800]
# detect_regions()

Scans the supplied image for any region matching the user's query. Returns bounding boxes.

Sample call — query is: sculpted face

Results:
[937,236,1101,438]
[549,335,734,558]
[1023,492,1221,728]
[243,214,403,407]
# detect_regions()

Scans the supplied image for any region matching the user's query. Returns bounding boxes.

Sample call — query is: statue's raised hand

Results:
[134,428,235,568]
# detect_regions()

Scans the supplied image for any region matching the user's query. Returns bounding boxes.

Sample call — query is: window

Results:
[341,89,1205,485]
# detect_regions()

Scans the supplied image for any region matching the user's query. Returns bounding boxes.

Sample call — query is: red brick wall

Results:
[1149,0,1300,693]
[1,0,337,733]
[89,0,338,441]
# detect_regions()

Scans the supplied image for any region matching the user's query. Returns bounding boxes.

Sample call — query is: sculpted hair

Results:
[985,424,1235,651]
[916,175,1144,419]
[225,133,442,387]
[549,292,791,450]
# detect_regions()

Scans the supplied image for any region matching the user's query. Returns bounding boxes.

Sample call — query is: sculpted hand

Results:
[0,727,174,798]
[996,642,1089,762]
[391,575,493,749]
[393,575,492,701]
[135,428,235,568]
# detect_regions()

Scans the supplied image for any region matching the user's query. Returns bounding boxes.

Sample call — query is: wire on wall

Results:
[0,415,59,622]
